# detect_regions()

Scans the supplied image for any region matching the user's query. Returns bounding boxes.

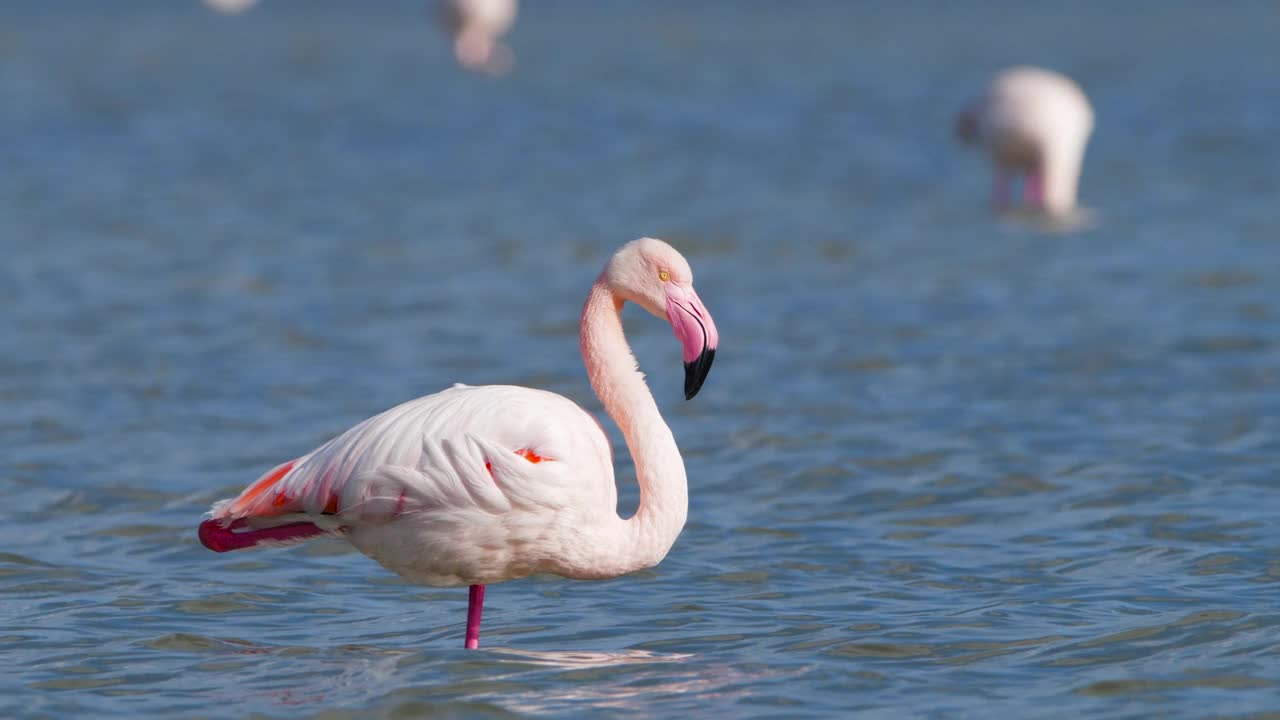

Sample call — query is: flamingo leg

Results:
[1023,170,1044,207]
[992,171,1013,211]
[465,584,485,649]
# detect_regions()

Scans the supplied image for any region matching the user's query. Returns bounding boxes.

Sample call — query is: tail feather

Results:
[200,457,345,552]
[225,459,297,517]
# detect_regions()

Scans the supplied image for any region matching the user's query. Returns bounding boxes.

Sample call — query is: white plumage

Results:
[201,0,258,14]
[439,0,518,36]
[215,385,620,585]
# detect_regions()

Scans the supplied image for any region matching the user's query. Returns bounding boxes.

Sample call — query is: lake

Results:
[2,1,1278,717]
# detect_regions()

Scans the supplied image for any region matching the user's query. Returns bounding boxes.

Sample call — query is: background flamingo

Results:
[954,66,1095,217]
[201,0,258,14]
[199,238,719,649]
[437,0,519,76]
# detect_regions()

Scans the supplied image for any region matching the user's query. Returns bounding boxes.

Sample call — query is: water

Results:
[3,2,1279,717]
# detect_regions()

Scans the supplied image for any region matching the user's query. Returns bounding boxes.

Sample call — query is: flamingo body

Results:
[439,0,517,35]
[437,0,519,75]
[955,66,1095,216]
[202,0,258,14]
[207,384,618,586]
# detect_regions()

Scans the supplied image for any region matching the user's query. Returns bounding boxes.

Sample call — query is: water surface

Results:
[2,2,1279,718]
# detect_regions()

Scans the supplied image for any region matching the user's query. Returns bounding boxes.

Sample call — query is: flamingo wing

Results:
[201,384,616,552]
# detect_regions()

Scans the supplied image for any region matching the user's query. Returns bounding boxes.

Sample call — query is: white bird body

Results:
[200,238,719,648]
[956,66,1095,216]
[222,384,628,586]
[202,0,258,14]
[439,0,518,36]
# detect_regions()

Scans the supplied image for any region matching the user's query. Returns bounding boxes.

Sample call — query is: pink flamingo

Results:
[437,0,519,76]
[954,66,1095,217]
[199,238,719,650]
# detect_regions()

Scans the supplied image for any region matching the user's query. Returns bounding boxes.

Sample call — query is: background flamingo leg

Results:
[1023,170,1044,207]
[991,172,1013,210]
[465,584,486,649]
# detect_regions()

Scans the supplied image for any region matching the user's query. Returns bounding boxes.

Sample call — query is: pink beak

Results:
[665,283,719,400]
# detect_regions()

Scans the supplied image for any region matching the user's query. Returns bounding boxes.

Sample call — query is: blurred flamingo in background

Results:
[955,66,1095,217]
[199,0,519,80]
[202,0,258,14]
[437,0,519,76]
[199,238,719,649]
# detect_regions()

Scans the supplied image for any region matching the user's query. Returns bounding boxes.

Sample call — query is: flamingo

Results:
[436,0,519,76]
[198,238,719,650]
[954,66,1095,217]
[201,0,258,14]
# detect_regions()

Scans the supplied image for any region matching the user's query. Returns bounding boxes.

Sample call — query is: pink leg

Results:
[1023,171,1044,207]
[465,584,485,649]
[991,172,1013,211]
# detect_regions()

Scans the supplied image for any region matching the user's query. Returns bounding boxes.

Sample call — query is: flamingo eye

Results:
[658,270,671,282]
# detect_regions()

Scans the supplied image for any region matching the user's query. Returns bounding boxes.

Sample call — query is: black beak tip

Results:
[683,348,716,400]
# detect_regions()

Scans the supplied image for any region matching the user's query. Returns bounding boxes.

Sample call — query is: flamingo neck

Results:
[579,280,688,574]
[1038,142,1085,216]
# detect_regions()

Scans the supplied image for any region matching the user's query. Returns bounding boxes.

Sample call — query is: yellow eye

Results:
[658,270,671,282]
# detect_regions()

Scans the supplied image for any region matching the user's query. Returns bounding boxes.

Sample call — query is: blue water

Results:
[3,2,1279,718]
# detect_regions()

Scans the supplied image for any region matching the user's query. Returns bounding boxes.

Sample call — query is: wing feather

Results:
[208,385,614,530]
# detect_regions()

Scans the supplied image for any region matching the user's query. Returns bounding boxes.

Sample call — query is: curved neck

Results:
[1039,142,1084,215]
[579,280,688,574]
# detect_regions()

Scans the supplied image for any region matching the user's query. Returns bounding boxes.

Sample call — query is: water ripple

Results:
[3,2,1280,718]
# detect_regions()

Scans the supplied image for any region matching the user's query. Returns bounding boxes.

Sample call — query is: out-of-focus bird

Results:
[955,67,1095,217]
[202,0,258,14]
[199,238,719,650]
[436,0,519,76]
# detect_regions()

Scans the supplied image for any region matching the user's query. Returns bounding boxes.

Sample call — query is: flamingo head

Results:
[604,238,720,400]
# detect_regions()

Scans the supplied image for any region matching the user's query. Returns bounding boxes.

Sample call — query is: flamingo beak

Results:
[665,284,719,400]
